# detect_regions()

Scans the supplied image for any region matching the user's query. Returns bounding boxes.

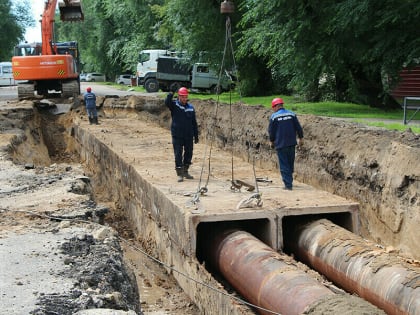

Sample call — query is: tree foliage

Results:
[0,0,34,60]
[54,0,419,107]
[239,0,420,106]
[56,0,165,78]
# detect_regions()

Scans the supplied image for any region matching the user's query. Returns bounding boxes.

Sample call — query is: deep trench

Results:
[10,107,419,315]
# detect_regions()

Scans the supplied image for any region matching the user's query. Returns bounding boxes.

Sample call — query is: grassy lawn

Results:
[107,83,420,134]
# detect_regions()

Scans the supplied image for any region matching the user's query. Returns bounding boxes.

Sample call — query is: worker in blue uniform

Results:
[84,87,99,125]
[165,87,199,182]
[268,98,303,190]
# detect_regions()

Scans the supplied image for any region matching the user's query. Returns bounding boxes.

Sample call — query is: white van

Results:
[85,73,106,82]
[115,74,132,85]
[0,62,17,86]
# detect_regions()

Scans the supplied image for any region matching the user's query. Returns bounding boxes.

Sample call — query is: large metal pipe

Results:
[206,229,384,315]
[287,219,420,315]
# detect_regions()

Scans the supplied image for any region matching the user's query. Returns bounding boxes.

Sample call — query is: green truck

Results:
[144,56,234,94]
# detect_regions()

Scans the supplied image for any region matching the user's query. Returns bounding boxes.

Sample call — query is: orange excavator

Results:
[12,0,84,99]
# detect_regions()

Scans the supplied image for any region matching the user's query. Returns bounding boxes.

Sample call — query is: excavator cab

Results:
[59,0,84,21]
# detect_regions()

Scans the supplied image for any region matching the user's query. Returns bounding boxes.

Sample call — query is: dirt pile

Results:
[0,102,141,315]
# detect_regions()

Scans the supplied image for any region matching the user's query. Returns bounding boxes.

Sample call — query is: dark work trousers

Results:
[172,136,193,169]
[276,145,296,189]
[86,106,98,119]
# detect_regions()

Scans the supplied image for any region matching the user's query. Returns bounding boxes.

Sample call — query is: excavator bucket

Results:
[59,0,84,22]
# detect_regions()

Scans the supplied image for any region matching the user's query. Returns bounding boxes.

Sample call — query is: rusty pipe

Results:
[287,219,420,315]
[205,229,384,315]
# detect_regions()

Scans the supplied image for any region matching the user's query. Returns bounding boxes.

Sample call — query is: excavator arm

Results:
[41,0,84,55]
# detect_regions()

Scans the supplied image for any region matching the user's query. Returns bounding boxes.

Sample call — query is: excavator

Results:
[12,0,84,99]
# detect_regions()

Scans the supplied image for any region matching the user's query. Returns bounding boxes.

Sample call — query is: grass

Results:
[105,83,420,134]
[192,91,420,134]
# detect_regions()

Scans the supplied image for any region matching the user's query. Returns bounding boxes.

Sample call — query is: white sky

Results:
[13,0,47,42]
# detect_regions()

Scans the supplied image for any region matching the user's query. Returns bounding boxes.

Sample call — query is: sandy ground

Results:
[0,89,199,314]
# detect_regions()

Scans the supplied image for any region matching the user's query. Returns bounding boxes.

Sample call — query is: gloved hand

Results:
[270,142,275,149]
[194,137,199,144]
[298,138,303,147]
[170,85,178,93]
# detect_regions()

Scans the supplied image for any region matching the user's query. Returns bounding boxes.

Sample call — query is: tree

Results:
[0,0,34,60]
[239,0,420,107]
[56,0,166,78]
[157,0,275,96]
[54,0,419,105]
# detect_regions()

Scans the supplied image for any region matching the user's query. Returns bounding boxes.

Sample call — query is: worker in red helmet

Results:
[268,97,303,190]
[165,87,199,182]
[84,87,99,125]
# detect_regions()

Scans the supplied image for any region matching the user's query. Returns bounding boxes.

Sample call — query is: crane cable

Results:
[188,15,262,211]
[190,16,232,204]
[222,15,261,207]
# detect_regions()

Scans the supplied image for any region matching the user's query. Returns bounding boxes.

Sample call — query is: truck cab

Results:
[136,49,168,86]
[145,56,234,94]
[191,63,231,93]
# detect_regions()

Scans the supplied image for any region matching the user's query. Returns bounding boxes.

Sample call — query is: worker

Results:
[268,98,303,190]
[84,87,99,125]
[165,87,199,182]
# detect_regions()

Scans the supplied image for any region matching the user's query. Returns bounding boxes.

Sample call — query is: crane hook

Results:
[220,0,235,14]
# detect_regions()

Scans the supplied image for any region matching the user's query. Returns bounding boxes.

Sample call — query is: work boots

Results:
[183,165,194,179]
[94,117,99,125]
[176,167,184,182]
[88,117,93,125]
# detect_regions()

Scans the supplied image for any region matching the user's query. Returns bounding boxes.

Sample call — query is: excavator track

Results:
[62,80,80,98]
[17,83,35,100]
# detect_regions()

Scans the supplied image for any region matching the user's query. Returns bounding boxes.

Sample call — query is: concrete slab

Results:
[73,115,359,256]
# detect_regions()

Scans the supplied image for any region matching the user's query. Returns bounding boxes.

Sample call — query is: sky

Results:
[13,0,46,42]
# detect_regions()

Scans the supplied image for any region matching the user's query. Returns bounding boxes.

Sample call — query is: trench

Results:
[8,105,420,315]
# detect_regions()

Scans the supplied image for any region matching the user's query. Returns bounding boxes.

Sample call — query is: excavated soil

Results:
[1,89,419,314]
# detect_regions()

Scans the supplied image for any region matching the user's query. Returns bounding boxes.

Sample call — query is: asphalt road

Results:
[80,82,157,97]
[0,82,158,101]
[0,86,19,101]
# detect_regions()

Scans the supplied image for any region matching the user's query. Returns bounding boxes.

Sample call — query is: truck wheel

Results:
[169,82,182,93]
[145,78,159,93]
[210,84,222,95]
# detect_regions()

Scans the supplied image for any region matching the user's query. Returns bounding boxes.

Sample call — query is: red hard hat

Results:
[271,98,284,108]
[178,87,189,96]
[87,87,91,92]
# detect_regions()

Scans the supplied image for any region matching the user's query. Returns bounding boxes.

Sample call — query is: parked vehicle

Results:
[79,73,87,81]
[85,73,106,82]
[115,74,132,85]
[136,49,169,86]
[0,62,18,86]
[144,56,234,94]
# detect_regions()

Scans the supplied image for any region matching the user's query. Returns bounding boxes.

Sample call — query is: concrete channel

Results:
[68,99,392,314]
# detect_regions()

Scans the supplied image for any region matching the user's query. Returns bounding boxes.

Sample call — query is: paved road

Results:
[0,86,19,101]
[0,82,159,101]
[80,82,159,98]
